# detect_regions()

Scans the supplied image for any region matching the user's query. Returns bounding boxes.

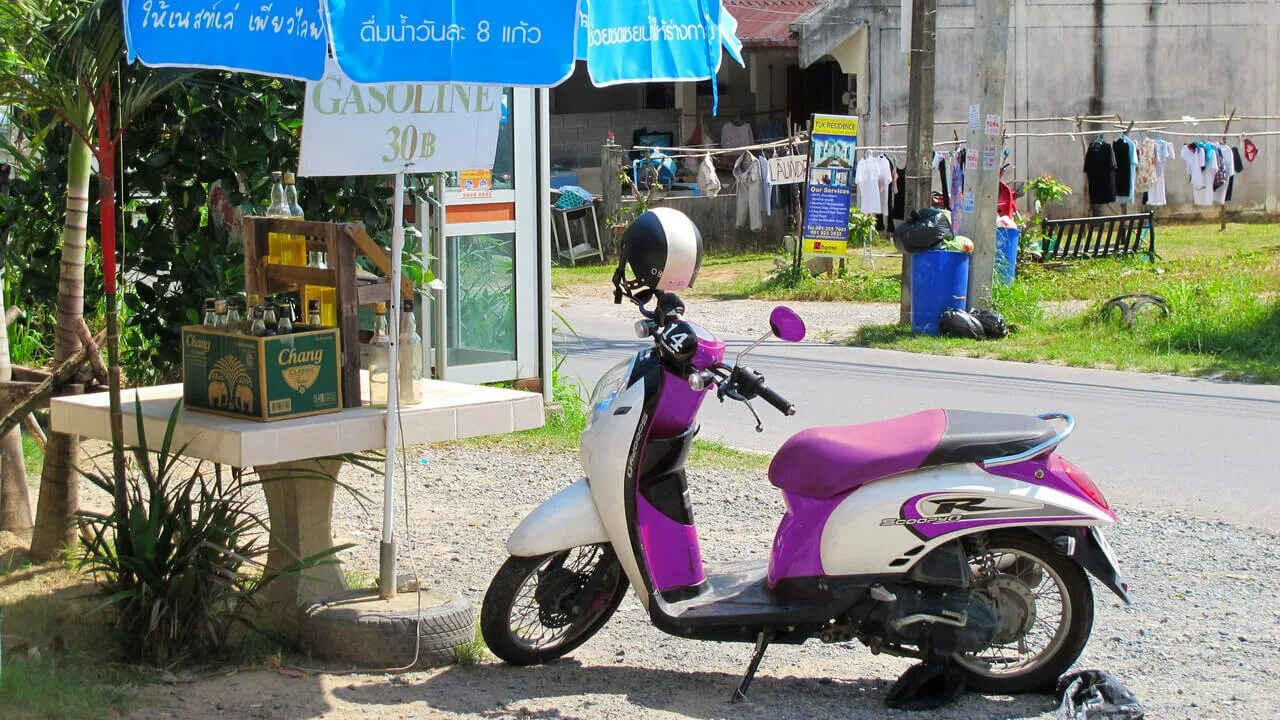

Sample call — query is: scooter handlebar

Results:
[732,365,795,416]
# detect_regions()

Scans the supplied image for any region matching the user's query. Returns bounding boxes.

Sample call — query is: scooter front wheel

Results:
[480,544,628,665]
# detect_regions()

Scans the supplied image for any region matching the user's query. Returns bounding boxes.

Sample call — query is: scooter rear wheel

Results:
[481,544,628,665]
[951,531,1094,693]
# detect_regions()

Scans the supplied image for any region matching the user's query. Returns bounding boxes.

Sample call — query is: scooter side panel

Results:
[818,463,1113,577]
[506,478,608,556]
[579,379,653,607]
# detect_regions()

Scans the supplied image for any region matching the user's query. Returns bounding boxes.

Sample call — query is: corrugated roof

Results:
[725,0,825,48]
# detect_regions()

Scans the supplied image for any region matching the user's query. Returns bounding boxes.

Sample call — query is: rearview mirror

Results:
[769,307,806,343]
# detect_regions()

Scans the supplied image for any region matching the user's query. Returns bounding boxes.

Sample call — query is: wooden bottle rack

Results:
[243,218,412,409]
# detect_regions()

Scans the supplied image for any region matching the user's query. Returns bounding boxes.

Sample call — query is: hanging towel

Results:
[697,153,721,198]
[733,152,762,231]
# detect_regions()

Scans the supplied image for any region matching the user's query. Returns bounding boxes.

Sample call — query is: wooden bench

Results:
[1040,212,1156,262]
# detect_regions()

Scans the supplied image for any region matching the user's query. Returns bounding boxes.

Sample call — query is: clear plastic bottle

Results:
[367,303,392,407]
[398,299,422,404]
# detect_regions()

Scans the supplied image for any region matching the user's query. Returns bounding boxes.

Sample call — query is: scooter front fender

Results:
[506,478,609,557]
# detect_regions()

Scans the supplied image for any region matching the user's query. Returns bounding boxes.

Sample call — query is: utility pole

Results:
[900,0,938,325]
[959,0,1011,311]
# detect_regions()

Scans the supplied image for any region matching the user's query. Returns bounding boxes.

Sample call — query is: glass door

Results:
[430,88,540,385]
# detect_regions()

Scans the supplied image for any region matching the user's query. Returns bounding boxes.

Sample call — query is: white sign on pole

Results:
[901,0,913,54]
[300,59,503,177]
[767,154,808,185]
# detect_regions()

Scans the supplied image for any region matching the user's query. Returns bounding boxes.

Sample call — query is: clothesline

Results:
[884,114,1279,128]
[1002,129,1277,140]
[624,134,808,161]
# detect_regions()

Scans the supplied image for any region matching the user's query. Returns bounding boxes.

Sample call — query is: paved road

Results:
[557,304,1280,531]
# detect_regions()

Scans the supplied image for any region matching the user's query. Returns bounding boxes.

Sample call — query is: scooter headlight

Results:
[587,357,635,429]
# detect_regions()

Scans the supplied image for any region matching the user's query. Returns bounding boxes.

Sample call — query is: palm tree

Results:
[0,0,186,560]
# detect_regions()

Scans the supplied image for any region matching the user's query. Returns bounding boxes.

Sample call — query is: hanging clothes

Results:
[756,154,772,217]
[1226,146,1245,202]
[892,162,907,220]
[1084,139,1117,205]
[935,153,951,209]
[1145,139,1176,207]
[1135,137,1159,193]
[734,151,763,230]
[1113,136,1136,204]
[856,156,883,215]
[721,121,754,149]
[876,154,894,224]
[696,153,721,198]
[1213,143,1235,205]
[1180,143,1215,207]
[950,149,966,232]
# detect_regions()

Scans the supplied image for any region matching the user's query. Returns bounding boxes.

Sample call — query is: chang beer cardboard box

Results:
[182,326,343,421]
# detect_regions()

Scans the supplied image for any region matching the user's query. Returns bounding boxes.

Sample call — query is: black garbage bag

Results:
[972,309,1009,339]
[893,208,954,253]
[884,657,967,711]
[1054,670,1145,719]
[940,308,985,340]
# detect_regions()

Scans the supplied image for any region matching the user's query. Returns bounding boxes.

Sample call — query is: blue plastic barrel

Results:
[995,227,1021,286]
[910,250,970,335]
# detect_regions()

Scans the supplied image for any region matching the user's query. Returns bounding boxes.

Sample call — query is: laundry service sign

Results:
[299,60,503,177]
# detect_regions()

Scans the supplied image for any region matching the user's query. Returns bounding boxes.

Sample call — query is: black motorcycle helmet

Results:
[613,208,704,304]
[939,308,986,340]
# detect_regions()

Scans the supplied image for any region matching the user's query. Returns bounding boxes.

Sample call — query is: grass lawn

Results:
[851,222,1280,382]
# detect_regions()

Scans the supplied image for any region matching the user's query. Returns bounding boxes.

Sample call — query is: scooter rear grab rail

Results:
[980,412,1075,468]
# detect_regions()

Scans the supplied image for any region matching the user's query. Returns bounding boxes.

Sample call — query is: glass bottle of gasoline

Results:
[398,299,422,404]
[249,306,267,337]
[203,298,218,326]
[279,172,306,266]
[225,297,243,333]
[367,303,392,407]
[262,300,279,337]
[276,301,294,334]
[213,299,229,329]
[266,171,291,265]
[307,299,322,327]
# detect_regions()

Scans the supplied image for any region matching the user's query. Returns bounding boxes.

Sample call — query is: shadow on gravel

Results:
[332,658,1056,719]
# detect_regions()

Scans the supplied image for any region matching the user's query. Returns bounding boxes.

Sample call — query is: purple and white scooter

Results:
[481,290,1129,700]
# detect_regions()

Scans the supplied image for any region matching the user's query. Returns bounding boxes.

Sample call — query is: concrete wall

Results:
[843,0,1280,217]
[664,193,792,255]
[549,108,681,170]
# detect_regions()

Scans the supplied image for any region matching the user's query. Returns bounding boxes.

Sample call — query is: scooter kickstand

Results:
[730,631,773,703]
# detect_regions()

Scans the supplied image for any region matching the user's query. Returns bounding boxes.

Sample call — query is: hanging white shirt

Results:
[1146,139,1174,207]
[1181,145,1215,207]
[876,155,894,216]
[1213,143,1235,205]
[856,157,882,215]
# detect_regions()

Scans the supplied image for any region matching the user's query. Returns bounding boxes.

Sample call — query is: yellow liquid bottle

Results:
[280,172,306,266]
[266,171,290,264]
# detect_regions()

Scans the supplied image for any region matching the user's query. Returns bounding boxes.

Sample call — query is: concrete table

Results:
[51,381,544,628]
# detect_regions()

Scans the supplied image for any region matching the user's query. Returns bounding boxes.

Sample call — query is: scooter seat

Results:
[769,409,1056,499]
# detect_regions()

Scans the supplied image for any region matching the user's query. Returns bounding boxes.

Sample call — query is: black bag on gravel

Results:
[893,208,954,253]
[972,309,1009,339]
[884,657,967,711]
[1054,670,1145,719]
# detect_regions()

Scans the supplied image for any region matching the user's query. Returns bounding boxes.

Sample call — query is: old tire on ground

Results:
[302,589,474,669]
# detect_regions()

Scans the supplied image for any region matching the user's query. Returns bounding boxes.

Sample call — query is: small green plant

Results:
[847,207,877,244]
[1019,174,1073,258]
[77,398,342,666]
[453,625,488,666]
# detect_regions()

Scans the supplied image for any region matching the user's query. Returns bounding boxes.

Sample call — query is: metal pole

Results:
[900,0,938,326]
[960,0,1012,311]
[379,171,405,600]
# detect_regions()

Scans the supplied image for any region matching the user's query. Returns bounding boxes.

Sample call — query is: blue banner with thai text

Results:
[585,0,722,86]
[327,0,579,86]
[124,0,328,80]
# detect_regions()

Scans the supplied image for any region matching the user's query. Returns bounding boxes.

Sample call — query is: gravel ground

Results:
[554,285,898,341]
[135,444,1280,719]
